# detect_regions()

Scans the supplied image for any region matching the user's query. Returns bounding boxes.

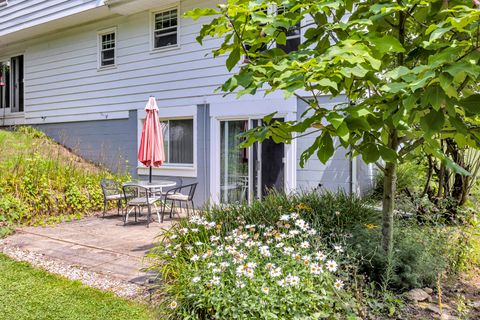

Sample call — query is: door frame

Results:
[210,112,296,204]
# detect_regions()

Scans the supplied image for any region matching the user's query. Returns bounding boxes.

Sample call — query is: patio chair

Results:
[163,183,197,222]
[122,184,162,228]
[100,178,123,217]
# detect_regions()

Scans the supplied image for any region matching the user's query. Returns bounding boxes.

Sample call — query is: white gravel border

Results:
[0,241,150,301]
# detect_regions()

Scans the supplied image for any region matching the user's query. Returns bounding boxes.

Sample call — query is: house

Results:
[0,0,376,206]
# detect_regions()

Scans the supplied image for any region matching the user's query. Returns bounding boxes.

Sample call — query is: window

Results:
[161,119,194,165]
[10,55,24,112]
[0,61,10,109]
[153,8,178,49]
[98,29,116,68]
[276,6,301,53]
[1,56,23,112]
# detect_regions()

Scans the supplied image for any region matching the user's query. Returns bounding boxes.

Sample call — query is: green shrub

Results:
[0,127,130,229]
[150,213,359,319]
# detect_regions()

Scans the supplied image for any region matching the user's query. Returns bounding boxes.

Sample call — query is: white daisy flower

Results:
[236,281,246,288]
[170,234,178,240]
[283,246,294,254]
[190,255,200,262]
[261,287,270,294]
[210,235,220,242]
[307,229,317,235]
[210,276,221,286]
[279,214,290,221]
[277,279,287,287]
[315,251,327,261]
[270,267,282,277]
[275,242,285,248]
[334,279,344,290]
[195,241,203,246]
[326,260,338,272]
[299,241,310,249]
[286,274,300,286]
[169,301,178,309]
[333,245,344,253]
[310,263,323,275]
[192,276,201,283]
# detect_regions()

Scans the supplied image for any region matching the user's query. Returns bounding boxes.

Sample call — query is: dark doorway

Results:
[252,118,285,198]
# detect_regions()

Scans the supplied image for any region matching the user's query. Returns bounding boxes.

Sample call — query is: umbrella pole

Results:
[149,166,152,183]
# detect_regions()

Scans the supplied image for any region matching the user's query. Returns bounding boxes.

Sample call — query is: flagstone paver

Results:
[0,212,183,291]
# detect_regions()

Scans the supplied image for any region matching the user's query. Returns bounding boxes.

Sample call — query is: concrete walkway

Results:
[0,212,181,285]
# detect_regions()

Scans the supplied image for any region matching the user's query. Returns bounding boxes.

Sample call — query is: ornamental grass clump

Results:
[151,213,359,319]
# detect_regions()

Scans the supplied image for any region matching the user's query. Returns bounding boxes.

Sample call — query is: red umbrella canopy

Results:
[138,96,165,167]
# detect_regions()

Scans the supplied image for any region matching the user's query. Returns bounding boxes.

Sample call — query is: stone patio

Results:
[0,212,182,286]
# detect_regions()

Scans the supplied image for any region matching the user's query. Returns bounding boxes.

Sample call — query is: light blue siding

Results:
[0,0,101,37]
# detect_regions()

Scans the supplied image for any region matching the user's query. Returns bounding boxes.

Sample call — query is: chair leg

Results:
[146,203,152,228]
[103,201,107,217]
[153,203,161,223]
[125,206,134,225]
[184,201,189,218]
[190,201,195,217]
[117,200,121,216]
[170,200,174,218]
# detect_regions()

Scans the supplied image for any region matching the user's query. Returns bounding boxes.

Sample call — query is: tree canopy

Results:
[186,0,480,254]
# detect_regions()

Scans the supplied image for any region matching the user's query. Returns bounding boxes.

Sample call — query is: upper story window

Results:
[276,6,301,53]
[0,55,24,113]
[153,8,179,49]
[98,28,116,68]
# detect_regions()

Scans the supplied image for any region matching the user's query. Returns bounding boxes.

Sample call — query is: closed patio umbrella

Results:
[138,96,165,183]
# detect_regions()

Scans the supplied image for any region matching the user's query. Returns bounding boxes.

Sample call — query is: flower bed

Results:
[151,212,358,319]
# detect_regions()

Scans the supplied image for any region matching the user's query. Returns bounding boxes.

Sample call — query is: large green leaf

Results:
[367,34,405,53]
[316,133,334,164]
[420,109,445,134]
[458,94,480,116]
[226,47,241,71]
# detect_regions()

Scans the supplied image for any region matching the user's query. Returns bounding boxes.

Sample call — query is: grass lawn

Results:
[0,254,156,320]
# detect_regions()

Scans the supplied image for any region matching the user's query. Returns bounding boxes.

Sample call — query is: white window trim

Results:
[150,3,181,53]
[97,27,117,70]
[137,105,197,178]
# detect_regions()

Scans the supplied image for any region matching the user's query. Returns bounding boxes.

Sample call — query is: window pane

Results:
[101,49,115,66]
[154,9,178,48]
[278,36,300,53]
[155,32,177,48]
[169,119,193,164]
[10,56,23,112]
[220,120,249,204]
[0,62,10,109]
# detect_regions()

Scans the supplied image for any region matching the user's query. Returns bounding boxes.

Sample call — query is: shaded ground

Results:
[400,269,480,319]
[0,211,183,299]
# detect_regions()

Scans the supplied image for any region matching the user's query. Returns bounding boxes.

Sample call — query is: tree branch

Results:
[398,138,424,157]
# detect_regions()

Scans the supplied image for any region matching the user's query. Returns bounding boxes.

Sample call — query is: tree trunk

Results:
[382,161,397,255]
[421,155,433,198]
[437,162,445,198]
[382,130,399,255]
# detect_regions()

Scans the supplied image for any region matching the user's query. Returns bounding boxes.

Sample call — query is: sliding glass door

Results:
[219,118,285,204]
[220,120,249,204]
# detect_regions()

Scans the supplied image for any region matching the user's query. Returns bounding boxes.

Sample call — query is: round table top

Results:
[123,180,177,189]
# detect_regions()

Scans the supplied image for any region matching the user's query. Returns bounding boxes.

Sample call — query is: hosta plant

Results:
[150,213,360,319]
